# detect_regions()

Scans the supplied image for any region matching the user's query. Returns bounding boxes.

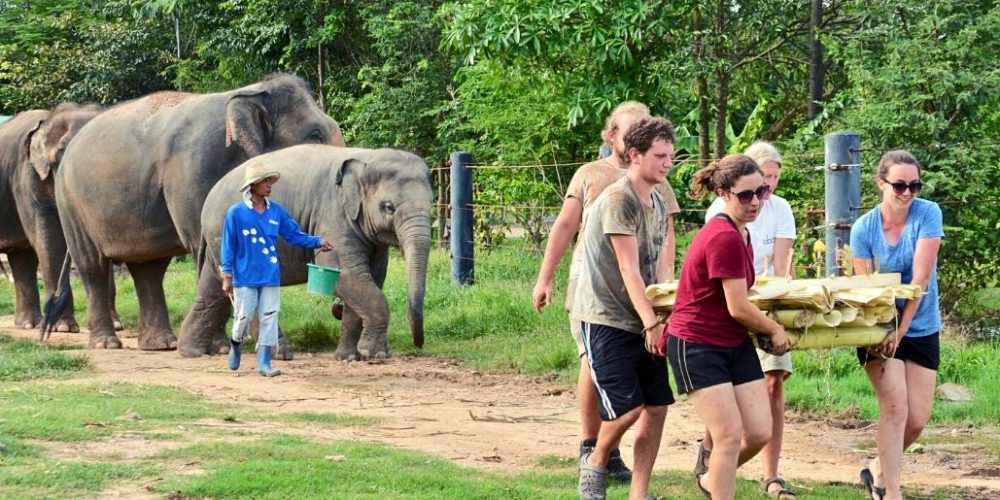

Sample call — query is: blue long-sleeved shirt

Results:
[220,197,322,287]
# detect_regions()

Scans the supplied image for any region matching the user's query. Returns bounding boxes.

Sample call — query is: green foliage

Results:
[0,0,173,111]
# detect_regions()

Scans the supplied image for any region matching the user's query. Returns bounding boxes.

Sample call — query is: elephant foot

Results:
[357,335,390,360]
[138,331,178,351]
[54,318,81,333]
[212,335,231,355]
[15,312,41,330]
[89,332,123,349]
[112,318,125,331]
[334,348,360,361]
[177,334,208,358]
[274,337,294,361]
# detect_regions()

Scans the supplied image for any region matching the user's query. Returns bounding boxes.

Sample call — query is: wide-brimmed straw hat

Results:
[240,162,281,191]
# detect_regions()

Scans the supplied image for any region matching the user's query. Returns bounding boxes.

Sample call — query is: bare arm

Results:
[610,234,664,354]
[721,278,789,354]
[773,237,794,277]
[532,197,584,311]
[657,215,676,282]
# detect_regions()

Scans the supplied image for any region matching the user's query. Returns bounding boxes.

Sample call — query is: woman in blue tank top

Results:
[850,150,943,500]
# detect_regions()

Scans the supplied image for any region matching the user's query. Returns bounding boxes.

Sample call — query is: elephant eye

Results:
[380,201,396,215]
[306,129,324,142]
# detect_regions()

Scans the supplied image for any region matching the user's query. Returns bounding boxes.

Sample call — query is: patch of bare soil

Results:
[3,315,998,496]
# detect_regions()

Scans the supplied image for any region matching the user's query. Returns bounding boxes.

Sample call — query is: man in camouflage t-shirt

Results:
[532,101,679,483]
[572,117,676,500]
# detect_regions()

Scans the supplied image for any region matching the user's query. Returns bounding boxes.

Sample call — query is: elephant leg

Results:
[178,260,230,358]
[32,239,80,334]
[334,304,363,361]
[7,250,42,329]
[337,266,391,359]
[274,325,294,361]
[108,270,124,331]
[78,258,122,349]
[126,258,177,351]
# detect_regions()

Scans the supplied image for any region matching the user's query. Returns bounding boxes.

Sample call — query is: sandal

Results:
[860,468,886,500]
[694,441,711,478]
[762,477,797,499]
[695,473,712,499]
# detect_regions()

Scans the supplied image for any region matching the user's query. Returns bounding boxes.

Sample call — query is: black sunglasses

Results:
[729,185,771,204]
[881,177,923,194]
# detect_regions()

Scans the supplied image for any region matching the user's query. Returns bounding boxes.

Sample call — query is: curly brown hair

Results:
[623,117,676,155]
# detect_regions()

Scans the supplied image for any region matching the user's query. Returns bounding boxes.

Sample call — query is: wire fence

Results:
[429,140,998,288]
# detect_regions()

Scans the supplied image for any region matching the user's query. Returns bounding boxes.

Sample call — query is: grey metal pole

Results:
[450,152,474,285]
[824,132,861,277]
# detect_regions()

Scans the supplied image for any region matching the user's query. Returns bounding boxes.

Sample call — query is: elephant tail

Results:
[40,253,73,342]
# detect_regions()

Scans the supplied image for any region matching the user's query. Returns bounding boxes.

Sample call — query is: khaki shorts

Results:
[566,276,587,356]
[756,348,793,378]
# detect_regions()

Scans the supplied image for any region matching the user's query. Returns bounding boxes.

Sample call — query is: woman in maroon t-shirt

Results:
[664,154,791,499]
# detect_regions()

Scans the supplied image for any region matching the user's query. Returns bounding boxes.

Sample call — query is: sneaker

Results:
[607,448,633,483]
[578,452,608,500]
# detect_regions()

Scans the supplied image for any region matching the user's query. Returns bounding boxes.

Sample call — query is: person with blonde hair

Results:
[852,150,942,500]
[533,101,681,484]
[701,141,798,498]
[666,154,790,500]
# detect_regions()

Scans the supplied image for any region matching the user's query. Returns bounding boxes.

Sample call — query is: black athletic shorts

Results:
[856,332,940,371]
[580,322,674,421]
[666,334,764,395]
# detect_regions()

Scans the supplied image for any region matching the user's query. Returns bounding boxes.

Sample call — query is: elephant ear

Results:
[336,159,366,222]
[225,91,272,158]
[25,120,52,181]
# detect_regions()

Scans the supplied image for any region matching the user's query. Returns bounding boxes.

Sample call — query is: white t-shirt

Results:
[705,194,796,276]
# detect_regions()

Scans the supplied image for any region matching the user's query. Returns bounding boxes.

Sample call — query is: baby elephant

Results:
[179,145,432,361]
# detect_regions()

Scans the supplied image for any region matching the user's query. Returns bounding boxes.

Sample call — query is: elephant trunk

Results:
[397,213,431,348]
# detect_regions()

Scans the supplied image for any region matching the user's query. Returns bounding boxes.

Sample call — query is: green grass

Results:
[151,435,976,500]
[278,412,382,427]
[0,334,90,382]
[785,340,1000,425]
[0,381,217,442]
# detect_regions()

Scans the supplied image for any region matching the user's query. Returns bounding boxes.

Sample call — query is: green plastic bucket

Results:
[306,263,341,296]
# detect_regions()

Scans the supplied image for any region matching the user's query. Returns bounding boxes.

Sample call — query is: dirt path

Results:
[4,316,998,495]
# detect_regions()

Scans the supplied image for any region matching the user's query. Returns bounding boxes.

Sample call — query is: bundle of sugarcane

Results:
[645,273,923,350]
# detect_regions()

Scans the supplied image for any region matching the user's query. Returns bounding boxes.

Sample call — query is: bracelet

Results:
[642,323,659,334]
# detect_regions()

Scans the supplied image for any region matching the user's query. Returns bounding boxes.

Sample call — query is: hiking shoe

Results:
[607,448,633,483]
[578,452,608,500]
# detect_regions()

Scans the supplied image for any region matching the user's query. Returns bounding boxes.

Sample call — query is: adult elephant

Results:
[56,74,345,350]
[0,103,115,332]
[179,145,431,360]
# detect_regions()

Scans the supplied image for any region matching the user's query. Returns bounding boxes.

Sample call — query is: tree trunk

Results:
[174,15,181,59]
[712,0,728,159]
[694,10,710,165]
[808,0,824,119]
[317,44,326,112]
[713,72,729,159]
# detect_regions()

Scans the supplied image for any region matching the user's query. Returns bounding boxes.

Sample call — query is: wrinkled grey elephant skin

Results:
[0,103,123,334]
[180,145,432,361]
[55,74,346,351]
